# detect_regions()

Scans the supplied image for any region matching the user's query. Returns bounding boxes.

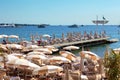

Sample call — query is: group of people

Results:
[29,30,107,46]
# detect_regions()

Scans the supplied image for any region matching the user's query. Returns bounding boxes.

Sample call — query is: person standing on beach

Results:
[2,39,7,44]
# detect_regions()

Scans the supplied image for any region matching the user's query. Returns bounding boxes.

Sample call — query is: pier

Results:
[29,31,118,49]
[51,37,114,48]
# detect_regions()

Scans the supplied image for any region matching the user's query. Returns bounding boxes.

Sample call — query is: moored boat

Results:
[68,24,79,28]
[0,23,16,28]
[38,24,46,28]
[92,16,109,25]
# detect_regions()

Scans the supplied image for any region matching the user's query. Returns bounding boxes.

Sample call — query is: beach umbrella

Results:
[7,55,19,61]
[0,53,8,62]
[6,44,23,50]
[63,46,79,50]
[0,35,3,38]
[7,59,40,70]
[0,44,8,52]
[80,51,99,61]
[15,59,31,68]
[0,34,8,38]
[26,45,39,49]
[6,55,19,66]
[26,54,47,60]
[44,45,55,49]
[32,65,63,75]
[113,48,120,54]
[34,48,52,54]
[42,34,51,38]
[44,45,59,52]
[59,51,77,62]
[49,56,71,64]
[7,58,40,69]
[9,53,25,58]
[6,58,28,68]
[8,35,19,39]
[27,51,45,56]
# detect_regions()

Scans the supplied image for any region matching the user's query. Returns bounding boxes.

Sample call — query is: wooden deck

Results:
[51,37,111,48]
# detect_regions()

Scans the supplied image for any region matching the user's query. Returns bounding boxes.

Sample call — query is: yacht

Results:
[92,16,109,25]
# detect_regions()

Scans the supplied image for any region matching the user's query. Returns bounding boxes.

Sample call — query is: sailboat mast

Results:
[96,15,98,26]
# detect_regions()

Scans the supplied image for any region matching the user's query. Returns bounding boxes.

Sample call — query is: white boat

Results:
[0,23,16,28]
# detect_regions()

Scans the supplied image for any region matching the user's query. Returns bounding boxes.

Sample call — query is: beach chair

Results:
[25,69,33,78]
[17,68,24,77]
[3,76,11,80]
[10,76,21,80]
[6,67,14,76]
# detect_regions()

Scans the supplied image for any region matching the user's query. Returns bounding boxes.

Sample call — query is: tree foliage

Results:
[104,48,120,80]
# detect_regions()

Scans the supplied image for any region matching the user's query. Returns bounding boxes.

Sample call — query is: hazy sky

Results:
[0,0,120,25]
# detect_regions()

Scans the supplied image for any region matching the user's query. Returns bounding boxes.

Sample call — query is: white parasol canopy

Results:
[7,55,19,61]
[33,65,63,75]
[8,35,19,39]
[49,56,71,64]
[59,51,77,62]
[0,44,8,52]
[80,51,100,61]
[0,35,3,38]
[113,48,120,54]
[6,44,23,50]
[26,54,47,60]
[63,46,79,50]
[34,48,52,54]
[27,51,45,56]
[26,45,39,49]
[44,45,59,52]
[6,55,19,66]
[7,58,40,69]
[0,34,8,38]
[9,53,25,58]
[42,34,51,38]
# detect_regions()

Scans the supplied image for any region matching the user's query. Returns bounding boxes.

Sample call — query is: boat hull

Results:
[92,20,109,24]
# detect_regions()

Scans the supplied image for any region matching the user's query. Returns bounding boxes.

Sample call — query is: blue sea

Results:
[0,25,120,57]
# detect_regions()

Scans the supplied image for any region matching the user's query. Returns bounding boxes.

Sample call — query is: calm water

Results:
[0,25,120,57]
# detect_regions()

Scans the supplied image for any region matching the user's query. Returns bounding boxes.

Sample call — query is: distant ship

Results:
[92,16,109,25]
[38,24,46,28]
[0,23,16,28]
[68,24,79,28]
[38,24,49,28]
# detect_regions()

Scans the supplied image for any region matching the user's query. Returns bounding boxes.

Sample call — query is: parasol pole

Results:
[64,63,69,80]
[79,46,84,80]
